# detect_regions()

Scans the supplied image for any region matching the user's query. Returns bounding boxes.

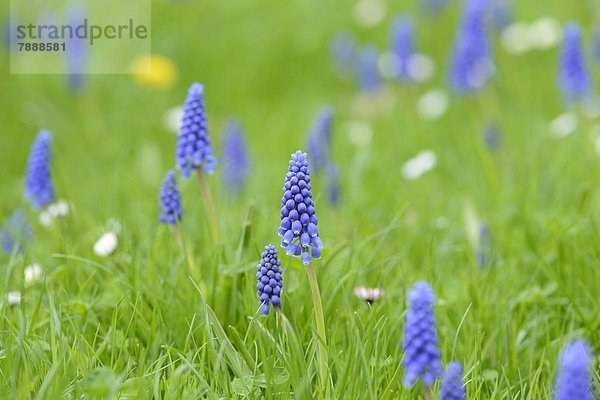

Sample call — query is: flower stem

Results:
[305,262,329,396]
[197,169,220,245]
[175,225,207,296]
[424,386,433,400]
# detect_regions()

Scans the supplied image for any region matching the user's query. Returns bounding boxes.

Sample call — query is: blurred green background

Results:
[1,0,600,398]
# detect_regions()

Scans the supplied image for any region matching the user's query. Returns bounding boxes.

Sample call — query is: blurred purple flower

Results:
[476,221,493,267]
[278,151,323,265]
[325,163,340,206]
[25,131,55,210]
[559,23,593,104]
[306,107,334,173]
[221,119,250,194]
[402,281,442,387]
[390,16,414,81]
[1,209,33,254]
[256,245,283,315]
[440,362,466,400]
[554,339,595,400]
[483,122,502,151]
[176,83,217,178]
[356,45,381,93]
[65,4,87,91]
[420,0,450,15]
[159,170,183,225]
[449,0,494,93]
[491,0,512,30]
[331,32,356,74]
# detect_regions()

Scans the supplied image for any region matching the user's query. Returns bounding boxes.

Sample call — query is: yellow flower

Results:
[131,54,178,89]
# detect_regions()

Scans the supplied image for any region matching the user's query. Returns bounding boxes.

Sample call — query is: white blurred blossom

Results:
[7,291,21,306]
[94,231,118,257]
[549,112,578,138]
[24,263,44,285]
[402,150,437,180]
[346,121,373,146]
[407,53,436,83]
[501,23,531,54]
[417,89,448,120]
[353,0,386,28]
[164,106,183,133]
[39,211,53,227]
[48,200,70,218]
[527,17,562,50]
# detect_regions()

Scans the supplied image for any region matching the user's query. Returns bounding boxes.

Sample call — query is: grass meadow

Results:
[1,0,600,398]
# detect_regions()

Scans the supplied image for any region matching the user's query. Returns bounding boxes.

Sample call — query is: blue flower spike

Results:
[278,151,324,265]
[403,281,443,388]
[176,83,217,178]
[306,107,334,173]
[440,362,466,400]
[159,170,183,225]
[554,339,595,400]
[25,131,55,210]
[449,0,493,93]
[256,245,284,315]
[222,119,250,194]
[559,23,593,104]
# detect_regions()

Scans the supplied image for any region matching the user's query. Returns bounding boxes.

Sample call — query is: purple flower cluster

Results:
[448,0,493,93]
[402,281,442,387]
[440,362,466,400]
[476,221,493,267]
[256,245,283,315]
[554,340,595,400]
[391,16,414,81]
[559,23,593,104]
[278,151,323,265]
[159,170,183,225]
[331,32,356,74]
[222,119,250,194]
[1,209,33,254]
[25,131,55,209]
[356,45,381,93]
[176,83,217,178]
[306,107,334,173]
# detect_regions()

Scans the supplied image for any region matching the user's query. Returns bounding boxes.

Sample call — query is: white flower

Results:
[7,291,21,306]
[353,0,386,28]
[549,112,578,138]
[39,211,53,227]
[527,17,562,50]
[501,23,531,54]
[354,287,385,303]
[402,150,437,180]
[164,106,183,133]
[48,200,70,218]
[407,53,435,83]
[93,231,118,256]
[24,263,44,285]
[346,121,373,146]
[417,89,449,120]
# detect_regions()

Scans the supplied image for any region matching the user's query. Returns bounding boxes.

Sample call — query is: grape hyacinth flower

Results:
[306,107,334,173]
[159,170,183,225]
[222,119,250,194]
[483,122,502,151]
[331,32,356,74]
[256,245,283,315]
[1,209,33,254]
[65,5,86,91]
[476,221,493,267]
[449,0,494,93]
[390,16,414,81]
[558,23,593,104]
[25,131,55,210]
[176,83,217,178]
[554,339,595,400]
[278,151,323,265]
[402,281,442,388]
[325,163,340,206]
[440,362,466,400]
[356,45,381,93]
